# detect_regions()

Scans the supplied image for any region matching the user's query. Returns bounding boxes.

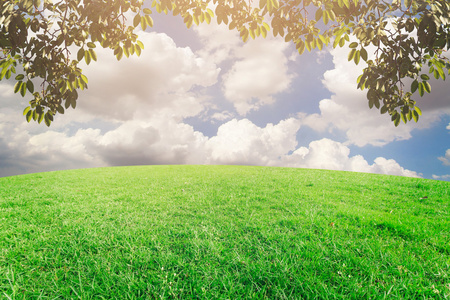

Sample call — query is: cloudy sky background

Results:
[0,12,449,180]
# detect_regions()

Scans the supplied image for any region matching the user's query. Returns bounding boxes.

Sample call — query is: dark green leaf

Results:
[394,114,400,127]
[354,50,360,65]
[26,110,32,122]
[412,110,419,122]
[411,80,419,93]
[360,47,368,61]
[26,80,34,93]
[420,74,430,80]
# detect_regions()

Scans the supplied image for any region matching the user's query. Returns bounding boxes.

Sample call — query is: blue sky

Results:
[0,11,449,180]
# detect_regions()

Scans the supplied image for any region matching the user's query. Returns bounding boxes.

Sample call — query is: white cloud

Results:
[438,123,450,166]
[210,111,234,123]
[77,31,220,122]
[205,118,301,165]
[0,106,421,179]
[301,39,450,147]
[281,138,420,177]
[0,21,432,180]
[91,117,208,166]
[438,149,450,166]
[432,174,450,180]
[194,20,241,65]
[221,37,294,115]
[195,20,295,116]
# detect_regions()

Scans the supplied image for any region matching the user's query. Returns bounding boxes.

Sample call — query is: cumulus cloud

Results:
[282,138,420,177]
[221,38,294,115]
[0,22,429,180]
[206,118,301,165]
[194,20,241,65]
[300,40,450,147]
[195,20,294,116]
[77,31,220,122]
[0,106,421,179]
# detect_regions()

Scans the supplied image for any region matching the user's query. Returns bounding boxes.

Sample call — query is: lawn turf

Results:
[0,165,449,299]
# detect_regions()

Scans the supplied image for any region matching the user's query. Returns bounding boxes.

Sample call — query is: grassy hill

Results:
[0,165,449,299]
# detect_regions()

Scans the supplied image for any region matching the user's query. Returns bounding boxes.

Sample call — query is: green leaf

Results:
[26,110,32,122]
[418,82,424,96]
[353,50,360,65]
[85,50,92,64]
[38,111,44,124]
[401,112,407,124]
[80,74,88,84]
[315,9,323,21]
[323,10,329,25]
[136,40,144,49]
[116,48,123,61]
[349,42,358,48]
[420,74,430,80]
[423,81,431,93]
[135,44,142,56]
[133,14,141,27]
[143,8,152,14]
[23,106,31,116]
[333,35,341,48]
[297,40,305,54]
[184,14,193,28]
[26,80,34,93]
[89,49,97,61]
[348,48,356,61]
[15,74,25,80]
[414,106,422,115]
[411,79,419,93]
[44,113,51,127]
[123,46,130,58]
[77,48,85,61]
[412,110,419,122]
[87,42,96,48]
[360,47,368,61]
[394,114,400,127]
[14,81,22,94]
[56,105,64,114]
[145,15,153,27]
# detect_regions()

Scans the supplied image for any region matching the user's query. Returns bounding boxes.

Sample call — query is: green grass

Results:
[0,165,449,299]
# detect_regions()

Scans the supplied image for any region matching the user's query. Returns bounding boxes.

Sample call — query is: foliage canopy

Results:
[1,0,449,126]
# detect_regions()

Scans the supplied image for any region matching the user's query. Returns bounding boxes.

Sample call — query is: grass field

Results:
[0,165,449,299]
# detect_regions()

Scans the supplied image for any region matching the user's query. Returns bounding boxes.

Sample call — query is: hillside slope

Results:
[1,165,449,299]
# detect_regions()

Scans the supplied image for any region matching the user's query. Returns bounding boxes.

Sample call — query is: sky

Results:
[0,11,449,181]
